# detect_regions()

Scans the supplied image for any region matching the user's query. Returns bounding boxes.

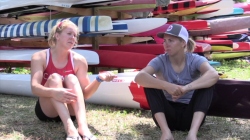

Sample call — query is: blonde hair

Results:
[186,38,196,53]
[48,20,79,47]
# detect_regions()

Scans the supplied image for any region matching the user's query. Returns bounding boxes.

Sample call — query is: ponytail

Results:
[186,38,196,53]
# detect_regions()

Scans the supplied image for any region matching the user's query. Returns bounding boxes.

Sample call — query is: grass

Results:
[0,59,250,140]
[214,59,250,80]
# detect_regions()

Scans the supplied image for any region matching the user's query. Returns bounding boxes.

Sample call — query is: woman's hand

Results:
[164,83,187,101]
[52,88,77,103]
[98,71,116,82]
[170,84,192,101]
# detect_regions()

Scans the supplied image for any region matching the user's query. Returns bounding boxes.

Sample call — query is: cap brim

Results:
[157,32,179,39]
[157,32,165,38]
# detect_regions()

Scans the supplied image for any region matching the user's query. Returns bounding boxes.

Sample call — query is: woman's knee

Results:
[46,73,63,86]
[64,74,79,86]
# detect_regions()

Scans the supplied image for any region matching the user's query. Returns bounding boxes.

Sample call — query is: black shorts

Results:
[35,99,76,122]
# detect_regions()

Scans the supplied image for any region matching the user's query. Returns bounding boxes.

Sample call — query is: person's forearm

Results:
[82,80,101,99]
[186,70,219,91]
[135,72,171,90]
[31,83,54,98]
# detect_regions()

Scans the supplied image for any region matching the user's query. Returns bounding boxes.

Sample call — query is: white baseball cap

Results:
[157,24,189,43]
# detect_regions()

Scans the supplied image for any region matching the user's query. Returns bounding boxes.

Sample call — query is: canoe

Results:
[97,4,156,13]
[189,16,250,36]
[233,42,250,51]
[211,45,233,52]
[0,0,123,10]
[179,9,220,20]
[82,18,168,37]
[195,0,222,7]
[234,3,250,12]
[0,16,113,38]
[114,18,167,35]
[78,44,165,55]
[131,20,207,37]
[208,28,249,39]
[197,0,234,19]
[196,40,233,46]
[153,0,196,15]
[18,12,80,22]
[0,73,141,109]
[109,0,156,6]
[211,51,250,60]
[0,36,154,48]
[81,22,128,36]
[79,43,206,54]
[207,7,244,19]
[88,18,168,36]
[93,50,156,69]
[0,49,99,65]
[169,20,208,30]
[168,5,209,16]
[1,73,250,119]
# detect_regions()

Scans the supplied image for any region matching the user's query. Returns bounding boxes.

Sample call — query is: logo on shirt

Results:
[64,70,73,73]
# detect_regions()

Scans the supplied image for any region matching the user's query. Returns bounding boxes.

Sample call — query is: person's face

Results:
[163,34,185,55]
[55,25,78,49]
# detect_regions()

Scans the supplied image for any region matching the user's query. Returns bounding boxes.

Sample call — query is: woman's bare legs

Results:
[64,74,92,138]
[186,111,205,140]
[155,113,174,140]
[39,73,78,137]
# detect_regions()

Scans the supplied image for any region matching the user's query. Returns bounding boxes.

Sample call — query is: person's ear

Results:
[55,32,60,40]
[181,40,186,48]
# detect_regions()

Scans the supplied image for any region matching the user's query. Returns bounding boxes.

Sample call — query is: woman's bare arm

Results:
[74,53,103,100]
[183,62,219,92]
[30,51,55,97]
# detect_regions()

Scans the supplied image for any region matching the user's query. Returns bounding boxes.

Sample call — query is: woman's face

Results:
[163,34,185,55]
[55,25,78,49]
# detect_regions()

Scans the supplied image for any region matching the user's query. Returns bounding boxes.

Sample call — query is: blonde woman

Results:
[135,24,219,140]
[31,20,115,140]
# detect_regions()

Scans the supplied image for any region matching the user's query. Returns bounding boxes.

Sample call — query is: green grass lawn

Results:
[214,59,250,80]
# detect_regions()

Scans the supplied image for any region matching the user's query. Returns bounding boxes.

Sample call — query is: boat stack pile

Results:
[0,0,250,70]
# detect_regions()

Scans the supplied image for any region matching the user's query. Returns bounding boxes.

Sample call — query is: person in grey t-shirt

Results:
[135,24,219,140]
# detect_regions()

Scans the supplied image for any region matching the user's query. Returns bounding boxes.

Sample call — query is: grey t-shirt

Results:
[148,53,208,104]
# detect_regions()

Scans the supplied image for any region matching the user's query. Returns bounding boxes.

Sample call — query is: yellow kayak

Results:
[211,51,250,60]
[168,5,208,16]
[211,45,233,52]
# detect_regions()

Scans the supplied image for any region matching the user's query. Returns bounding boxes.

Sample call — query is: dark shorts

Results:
[35,99,76,122]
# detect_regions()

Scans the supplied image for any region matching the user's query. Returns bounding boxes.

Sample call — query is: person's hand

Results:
[98,71,116,82]
[171,85,192,101]
[164,83,185,101]
[52,88,77,103]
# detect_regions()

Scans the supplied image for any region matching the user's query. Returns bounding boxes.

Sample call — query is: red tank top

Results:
[41,49,75,85]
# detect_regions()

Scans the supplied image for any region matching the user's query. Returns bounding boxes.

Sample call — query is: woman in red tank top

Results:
[31,20,115,140]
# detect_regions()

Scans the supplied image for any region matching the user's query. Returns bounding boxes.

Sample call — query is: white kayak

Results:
[2,73,250,119]
[0,0,123,10]
[0,72,142,109]
[197,0,234,19]
[114,18,168,35]
[0,49,99,65]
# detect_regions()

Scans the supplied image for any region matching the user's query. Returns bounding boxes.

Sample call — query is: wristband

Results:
[96,76,104,82]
